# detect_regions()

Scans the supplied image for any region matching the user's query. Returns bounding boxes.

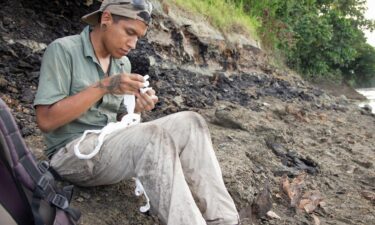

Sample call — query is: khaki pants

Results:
[51,111,239,225]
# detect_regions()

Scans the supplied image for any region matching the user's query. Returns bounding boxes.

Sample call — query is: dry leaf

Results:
[281,172,306,207]
[298,191,323,213]
[280,173,325,214]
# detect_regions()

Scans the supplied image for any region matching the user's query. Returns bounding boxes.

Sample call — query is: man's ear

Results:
[101,10,113,26]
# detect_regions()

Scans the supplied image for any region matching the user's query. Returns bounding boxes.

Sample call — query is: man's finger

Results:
[140,93,155,106]
[151,95,158,104]
[125,79,145,90]
[146,89,156,96]
[124,90,138,95]
[127,73,145,82]
[122,84,139,94]
[136,98,149,111]
[144,89,158,104]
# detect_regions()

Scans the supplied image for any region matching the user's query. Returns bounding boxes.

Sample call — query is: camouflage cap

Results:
[82,0,153,26]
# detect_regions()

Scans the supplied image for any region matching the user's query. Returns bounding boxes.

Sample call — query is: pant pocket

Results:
[51,147,95,185]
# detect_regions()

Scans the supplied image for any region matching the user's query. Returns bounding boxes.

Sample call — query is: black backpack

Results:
[0,98,80,225]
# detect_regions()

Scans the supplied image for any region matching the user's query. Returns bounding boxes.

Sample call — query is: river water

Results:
[356,87,375,113]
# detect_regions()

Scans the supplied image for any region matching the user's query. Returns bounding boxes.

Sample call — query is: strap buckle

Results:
[51,194,69,209]
[38,160,50,174]
[37,175,49,191]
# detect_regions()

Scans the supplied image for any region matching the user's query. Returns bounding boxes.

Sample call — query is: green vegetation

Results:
[236,0,375,86]
[169,0,259,39]
[170,0,375,87]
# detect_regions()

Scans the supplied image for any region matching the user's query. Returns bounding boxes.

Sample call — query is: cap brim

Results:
[81,10,101,25]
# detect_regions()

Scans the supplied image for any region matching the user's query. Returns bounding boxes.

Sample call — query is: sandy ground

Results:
[25,93,375,225]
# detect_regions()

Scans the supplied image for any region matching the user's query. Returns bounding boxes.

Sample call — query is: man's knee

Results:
[179,111,208,129]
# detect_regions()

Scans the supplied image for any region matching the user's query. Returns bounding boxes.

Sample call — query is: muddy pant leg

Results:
[50,122,206,225]
[151,112,239,225]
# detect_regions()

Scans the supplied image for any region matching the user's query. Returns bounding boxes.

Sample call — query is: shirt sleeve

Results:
[33,41,72,106]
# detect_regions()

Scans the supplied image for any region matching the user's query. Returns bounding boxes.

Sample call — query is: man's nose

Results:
[127,37,138,50]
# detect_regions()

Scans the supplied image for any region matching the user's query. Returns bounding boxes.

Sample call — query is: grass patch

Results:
[168,0,259,41]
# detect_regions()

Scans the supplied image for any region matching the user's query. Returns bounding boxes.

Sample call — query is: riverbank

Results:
[312,80,367,100]
[1,0,374,224]
[357,88,375,113]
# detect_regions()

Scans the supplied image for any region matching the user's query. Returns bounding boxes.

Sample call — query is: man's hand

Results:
[36,72,147,132]
[96,73,145,96]
[135,89,158,113]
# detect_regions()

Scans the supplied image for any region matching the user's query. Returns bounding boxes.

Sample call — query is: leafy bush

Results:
[234,0,375,85]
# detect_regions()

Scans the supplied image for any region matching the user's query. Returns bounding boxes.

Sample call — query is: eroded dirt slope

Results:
[1,0,374,224]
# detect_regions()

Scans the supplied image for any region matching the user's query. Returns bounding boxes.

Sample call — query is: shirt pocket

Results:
[70,63,99,95]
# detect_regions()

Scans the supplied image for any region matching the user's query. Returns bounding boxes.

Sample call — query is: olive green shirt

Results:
[34,26,131,158]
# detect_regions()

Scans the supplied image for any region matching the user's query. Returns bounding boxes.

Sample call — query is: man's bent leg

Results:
[149,112,239,225]
[50,122,206,225]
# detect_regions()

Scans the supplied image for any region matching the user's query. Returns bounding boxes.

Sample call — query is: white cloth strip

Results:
[73,74,153,212]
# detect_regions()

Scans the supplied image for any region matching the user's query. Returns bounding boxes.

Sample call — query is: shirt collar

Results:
[81,26,99,64]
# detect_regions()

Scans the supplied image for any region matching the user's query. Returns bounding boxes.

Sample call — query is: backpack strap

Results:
[0,99,80,224]
[0,153,34,225]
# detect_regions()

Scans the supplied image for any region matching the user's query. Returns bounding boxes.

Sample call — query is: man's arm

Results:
[36,73,145,132]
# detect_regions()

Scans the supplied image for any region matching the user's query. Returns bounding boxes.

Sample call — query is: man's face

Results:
[102,16,148,58]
